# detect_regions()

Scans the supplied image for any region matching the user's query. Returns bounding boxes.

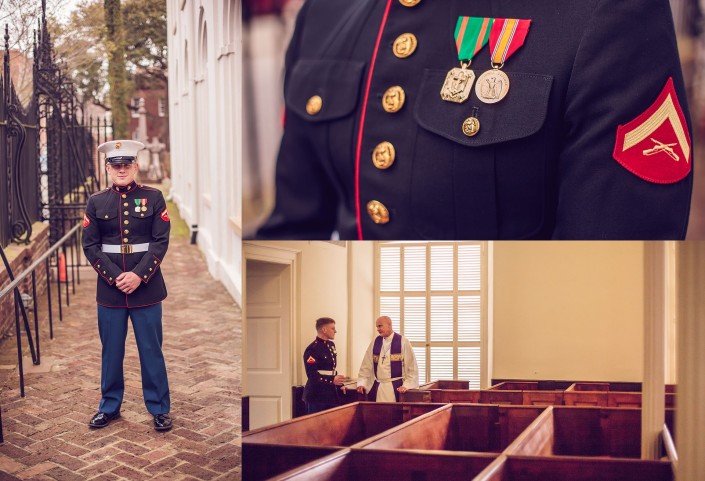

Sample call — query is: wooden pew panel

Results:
[522,391,564,406]
[274,450,498,481]
[498,406,548,450]
[491,382,539,391]
[359,408,453,451]
[244,445,341,481]
[502,457,672,481]
[432,389,481,403]
[505,407,555,457]
[481,391,524,405]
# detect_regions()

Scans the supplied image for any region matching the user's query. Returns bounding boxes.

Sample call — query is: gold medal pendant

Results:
[141,206,147,212]
[475,69,510,104]
[442,17,493,104]
[440,67,476,104]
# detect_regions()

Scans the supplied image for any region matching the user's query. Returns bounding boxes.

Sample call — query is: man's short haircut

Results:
[316,317,335,331]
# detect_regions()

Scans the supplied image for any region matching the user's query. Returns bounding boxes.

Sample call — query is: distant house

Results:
[0,49,34,107]
[128,87,170,149]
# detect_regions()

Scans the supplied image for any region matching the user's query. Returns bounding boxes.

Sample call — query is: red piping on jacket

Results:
[355,0,393,240]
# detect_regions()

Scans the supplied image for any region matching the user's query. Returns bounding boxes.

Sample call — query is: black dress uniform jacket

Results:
[82,182,170,307]
[258,0,693,240]
[302,337,340,405]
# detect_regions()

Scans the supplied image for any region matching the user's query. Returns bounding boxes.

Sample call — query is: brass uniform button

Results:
[144,275,148,279]
[149,268,153,272]
[123,202,128,207]
[122,194,127,199]
[123,238,129,243]
[306,95,322,115]
[393,33,417,58]
[382,86,405,113]
[103,271,106,275]
[372,142,396,169]
[124,220,129,225]
[104,214,109,219]
[141,213,144,217]
[462,117,480,137]
[97,265,101,268]
[367,200,390,224]
[124,229,129,234]
[399,0,421,6]
[124,211,129,215]
[154,261,158,264]
[109,277,113,281]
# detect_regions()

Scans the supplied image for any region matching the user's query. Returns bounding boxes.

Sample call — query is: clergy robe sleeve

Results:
[356,340,375,393]
[402,337,419,389]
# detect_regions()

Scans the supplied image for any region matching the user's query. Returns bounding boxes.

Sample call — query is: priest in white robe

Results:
[356,316,419,402]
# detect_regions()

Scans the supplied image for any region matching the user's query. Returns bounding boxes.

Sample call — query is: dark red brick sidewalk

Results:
[0,237,242,480]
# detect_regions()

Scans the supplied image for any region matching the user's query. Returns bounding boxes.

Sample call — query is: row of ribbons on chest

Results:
[441,16,531,105]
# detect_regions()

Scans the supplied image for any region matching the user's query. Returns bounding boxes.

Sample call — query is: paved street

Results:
[0,235,242,480]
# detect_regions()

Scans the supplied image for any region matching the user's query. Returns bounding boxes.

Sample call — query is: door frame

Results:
[243,242,301,398]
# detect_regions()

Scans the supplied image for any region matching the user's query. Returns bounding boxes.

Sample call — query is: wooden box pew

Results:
[506,406,653,459]
[354,404,545,454]
[244,402,445,448]
[491,379,576,391]
[490,382,540,391]
[270,448,497,481]
[243,402,445,480]
[244,445,343,481]
[488,382,564,406]
[474,455,673,481]
[565,383,677,408]
[401,380,472,403]
[431,389,482,403]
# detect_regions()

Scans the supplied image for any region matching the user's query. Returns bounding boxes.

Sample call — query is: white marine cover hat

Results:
[98,140,145,164]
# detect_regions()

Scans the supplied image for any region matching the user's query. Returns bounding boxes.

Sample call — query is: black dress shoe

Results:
[153,413,173,431]
[88,411,120,429]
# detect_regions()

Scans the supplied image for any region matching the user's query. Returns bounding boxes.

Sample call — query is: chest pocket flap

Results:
[286,59,365,122]
[96,208,117,221]
[415,69,553,146]
[130,205,154,218]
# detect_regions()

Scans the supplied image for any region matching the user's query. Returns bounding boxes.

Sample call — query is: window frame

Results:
[374,241,491,388]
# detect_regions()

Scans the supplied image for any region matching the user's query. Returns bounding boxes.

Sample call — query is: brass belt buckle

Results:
[120,244,133,254]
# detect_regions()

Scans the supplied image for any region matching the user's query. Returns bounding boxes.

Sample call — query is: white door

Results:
[245,260,292,429]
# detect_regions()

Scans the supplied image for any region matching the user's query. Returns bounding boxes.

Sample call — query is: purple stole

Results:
[369,333,403,402]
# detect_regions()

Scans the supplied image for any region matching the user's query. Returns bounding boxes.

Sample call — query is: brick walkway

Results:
[0,237,242,480]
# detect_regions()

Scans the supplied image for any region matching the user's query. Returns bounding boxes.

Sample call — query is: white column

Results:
[676,242,705,481]
[642,242,666,459]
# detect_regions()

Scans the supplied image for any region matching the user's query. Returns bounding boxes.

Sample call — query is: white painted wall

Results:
[348,242,375,378]
[167,0,242,305]
[492,241,645,382]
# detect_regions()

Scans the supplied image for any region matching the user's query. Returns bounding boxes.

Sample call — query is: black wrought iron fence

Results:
[0,222,82,442]
[1,3,112,250]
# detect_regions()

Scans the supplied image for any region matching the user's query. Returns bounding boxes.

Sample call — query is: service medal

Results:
[441,67,476,103]
[475,69,510,104]
[441,16,493,104]
[476,18,531,104]
[134,199,141,213]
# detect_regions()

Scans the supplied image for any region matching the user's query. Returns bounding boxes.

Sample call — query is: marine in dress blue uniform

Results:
[82,140,172,431]
[257,0,693,240]
[302,318,345,414]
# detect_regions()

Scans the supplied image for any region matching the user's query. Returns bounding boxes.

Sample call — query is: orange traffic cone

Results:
[58,251,67,282]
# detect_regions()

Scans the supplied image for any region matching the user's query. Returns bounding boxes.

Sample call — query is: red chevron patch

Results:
[613,77,691,184]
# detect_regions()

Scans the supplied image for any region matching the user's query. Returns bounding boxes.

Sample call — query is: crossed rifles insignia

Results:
[613,77,691,184]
